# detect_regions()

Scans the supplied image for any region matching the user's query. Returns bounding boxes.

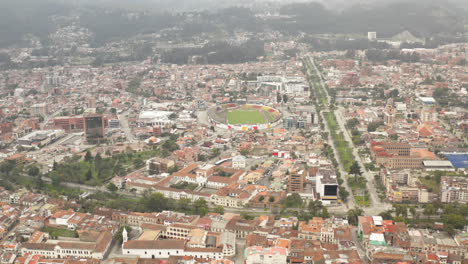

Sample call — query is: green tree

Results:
[193,198,209,216]
[346,118,359,129]
[83,168,92,181]
[107,183,118,192]
[114,226,132,243]
[141,192,168,212]
[347,208,364,225]
[133,158,145,169]
[177,198,192,213]
[442,214,465,229]
[169,113,177,120]
[349,161,362,178]
[339,187,349,203]
[28,166,40,177]
[84,151,93,162]
[308,200,323,212]
[241,211,255,220]
[281,193,303,208]
[213,205,224,214]
[423,204,435,218]
[210,148,220,159]
[0,161,14,175]
[240,149,249,156]
[379,210,393,220]
[95,153,102,164]
[367,121,384,132]
[198,154,207,162]
[51,173,61,187]
[52,161,58,171]
[35,175,44,190]
[269,196,275,203]
[394,204,408,218]
[409,206,416,220]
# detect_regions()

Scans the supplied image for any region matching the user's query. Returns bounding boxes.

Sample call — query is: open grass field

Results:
[227,110,267,125]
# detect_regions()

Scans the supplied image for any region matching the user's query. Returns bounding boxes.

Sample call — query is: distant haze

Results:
[69,0,468,11]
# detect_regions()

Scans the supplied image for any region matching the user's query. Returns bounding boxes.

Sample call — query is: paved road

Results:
[118,108,137,143]
[335,106,392,215]
[306,57,356,210]
[307,56,392,215]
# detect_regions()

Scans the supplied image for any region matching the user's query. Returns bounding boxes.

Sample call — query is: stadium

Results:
[208,103,282,131]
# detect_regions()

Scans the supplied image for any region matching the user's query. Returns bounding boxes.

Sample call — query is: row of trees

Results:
[383,202,468,235]
[366,50,421,63]
[280,193,330,221]
[81,190,223,217]
[49,146,168,187]
[161,40,265,65]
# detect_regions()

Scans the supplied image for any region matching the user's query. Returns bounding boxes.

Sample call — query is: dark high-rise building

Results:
[84,115,105,143]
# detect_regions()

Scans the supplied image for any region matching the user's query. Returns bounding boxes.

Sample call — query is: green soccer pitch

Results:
[227,110,267,125]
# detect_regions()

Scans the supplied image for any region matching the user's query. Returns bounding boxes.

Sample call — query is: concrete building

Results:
[245,247,287,264]
[17,130,65,147]
[368,32,377,41]
[316,169,338,201]
[231,155,246,169]
[287,170,305,193]
[84,115,105,143]
[53,116,86,132]
[30,103,48,117]
[21,231,112,260]
[440,176,468,204]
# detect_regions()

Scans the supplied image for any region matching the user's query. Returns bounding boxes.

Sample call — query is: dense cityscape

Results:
[0,0,467,263]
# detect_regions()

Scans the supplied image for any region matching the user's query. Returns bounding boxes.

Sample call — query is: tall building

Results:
[440,176,468,204]
[288,169,305,193]
[316,169,338,201]
[53,116,85,132]
[84,115,105,143]
[30,103,48,117]
[283,117,296,130]
[420,108,438,123]
[368,32,377,41]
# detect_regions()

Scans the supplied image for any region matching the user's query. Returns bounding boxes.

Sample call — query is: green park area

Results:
[170,181,198,191]
[323,112,354,172]
[42,226,78,238]
[227,110,266,124]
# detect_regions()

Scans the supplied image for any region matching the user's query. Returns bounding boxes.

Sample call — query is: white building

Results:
[122,240,225,260]
[316,169,338,201]
[232,155,246,169]
[137,110,174,127]
[368,32,377,41]
[245,247,287,264]
[21,232,112,260]
[30,103,48,117]
[17,130,65,147]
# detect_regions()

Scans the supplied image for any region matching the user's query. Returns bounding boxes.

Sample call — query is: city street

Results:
[307,56,392,215]
[306,57,356,210]
[118,108,137,143]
